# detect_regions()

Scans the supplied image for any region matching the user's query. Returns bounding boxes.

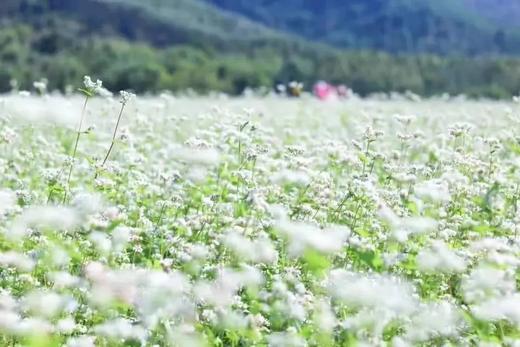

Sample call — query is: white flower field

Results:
[1,87,520,346]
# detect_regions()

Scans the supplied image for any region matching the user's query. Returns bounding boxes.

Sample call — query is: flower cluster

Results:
[0,90,519,346]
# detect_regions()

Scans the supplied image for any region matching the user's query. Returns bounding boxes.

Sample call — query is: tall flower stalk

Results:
[63,76,102,203]
[100,91,134,168]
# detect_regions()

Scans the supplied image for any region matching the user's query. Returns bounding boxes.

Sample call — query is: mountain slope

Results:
[0,0,329,53]
[464,0,520,29]
[204,0,520,55]
[1,0,520,97]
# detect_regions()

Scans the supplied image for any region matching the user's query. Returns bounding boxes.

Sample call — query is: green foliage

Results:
[207,0,520,55]
[0,0,520,97]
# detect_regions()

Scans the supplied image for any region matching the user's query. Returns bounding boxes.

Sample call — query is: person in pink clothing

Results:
[314,81,337,101]
[313,81,351,101]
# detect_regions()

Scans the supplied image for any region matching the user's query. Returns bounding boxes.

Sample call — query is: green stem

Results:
[101,103,126,167]
[63,95,89,203]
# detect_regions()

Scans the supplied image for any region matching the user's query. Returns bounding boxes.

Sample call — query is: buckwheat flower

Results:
[0,126,16,144]
[97,87,113,98]
[172,147,220,166]
[391,337,412,347]
[471,294,520,325]
[223,231,278,264]
[188,243,209,259]
[111,226,132,253]
[377,202,401,226]
[441,169,469,186]
[56,317,77,334]
[85,263,139,306]
[186,167,209,183]
[404,301,464,342]
[9,206,79,240]
[72,192,103,215]
[135,270,191,326]
[120,90,135,105]
[272,169,310,186]
[94,177,115,188]
[194,266,263,308]
[448,123,473,138]
[14,317,53,336]
[66,335,96,347]
[250,313,269,330]
[267,331,307,347]
[0,189,16,215]
[416,241,466,273]
[103,206,121,221]
[0,291,17,311]
[342,307,393,336]
[49,246,71,267]
[33,79,47,95]
[23,290,72,318]
[0,251,35,271]
[89,231,112,256]
[218,310,249,329]
[83,76,103,95]
[469,237,511,254]
[394,114,416,125]
[461,266,516,303]
[0,310,21,333]
[275,220,350,256]
[314,300,337,332]
[167,326,205,347]
[93,318,146,341]
[414,179,451,203]
[400,217,438,234]
[328,269,418,315]
[48,271,81,289]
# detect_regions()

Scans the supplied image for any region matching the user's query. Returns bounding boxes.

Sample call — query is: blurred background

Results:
[1,0,520,98]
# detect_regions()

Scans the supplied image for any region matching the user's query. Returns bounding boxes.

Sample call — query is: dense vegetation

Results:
[1,0,520,97]
[207,0,520,55]
[1,90,520,346]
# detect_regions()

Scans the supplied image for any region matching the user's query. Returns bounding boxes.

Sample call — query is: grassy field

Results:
[0,90,520,346]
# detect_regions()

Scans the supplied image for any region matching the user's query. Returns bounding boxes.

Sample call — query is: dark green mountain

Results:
[205,0,520,55]
[1,0,520,97]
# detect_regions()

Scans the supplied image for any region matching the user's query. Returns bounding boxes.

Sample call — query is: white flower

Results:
[414,179,451,203]
[83,76,103,94]
[223,231,278,264]
[9,206,79,240]
[89,232,112,256]
[120,90,136,105]
[272,170,310,186]
[462,266,516,303]
[275,220,350,256]
[328,269,418,315]
[65,336,96,347]
[93,318,146,341]
[22,290,71,318]
[472,294,520,325]
[56,317,77,334]
[416,241,466,273]
[268,331,307,347]
[172,147,220,166]
[0,310,21,333]
[0,251,35,271]
[111,226,132,253]
[404,301,464,341]
[33,79,47,94]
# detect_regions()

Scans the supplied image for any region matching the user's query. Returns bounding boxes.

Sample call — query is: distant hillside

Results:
[464,0,520,29]
[0,0,322,51]
[1,0,520,98]
[205,0,520,55]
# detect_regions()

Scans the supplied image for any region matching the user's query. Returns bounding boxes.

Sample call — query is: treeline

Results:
[1,24,520,98]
